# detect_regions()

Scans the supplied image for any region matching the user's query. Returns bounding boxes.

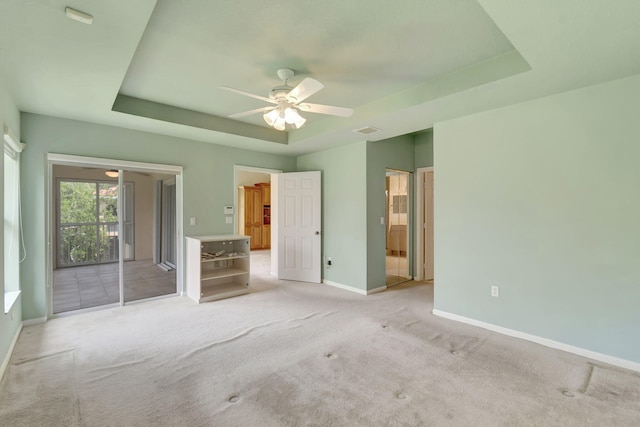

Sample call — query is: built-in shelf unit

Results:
[185,235,250,303]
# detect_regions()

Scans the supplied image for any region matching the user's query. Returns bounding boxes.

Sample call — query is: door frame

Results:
[46,153,184,317]
[415,167,434,281]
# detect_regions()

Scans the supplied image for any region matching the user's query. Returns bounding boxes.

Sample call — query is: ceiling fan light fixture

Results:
[226,69,351,131]
[105,169,119,178]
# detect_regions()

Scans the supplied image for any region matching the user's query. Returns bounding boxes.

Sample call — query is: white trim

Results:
[414,167,433,281]
[366,285,388,295]
[432,309,640,373]
[3,290,21,314]
[47,153,182,174]
[3,124,25,154]
[0,323,22,381]
[324,280,367,295]
[324,280,387,296]
[22,317,47,326]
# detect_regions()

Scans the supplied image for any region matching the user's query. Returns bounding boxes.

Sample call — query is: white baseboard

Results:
[367,285,387,295]
[0,323,22,381]
[324,280,367,295]
[432,309,640,373]
[323,280,387,296]
[22,317,47,327]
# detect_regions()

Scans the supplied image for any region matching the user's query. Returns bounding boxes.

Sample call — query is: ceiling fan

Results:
[220,69,353,131]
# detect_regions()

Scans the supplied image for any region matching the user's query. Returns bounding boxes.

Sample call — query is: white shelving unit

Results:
[185,235,250,303]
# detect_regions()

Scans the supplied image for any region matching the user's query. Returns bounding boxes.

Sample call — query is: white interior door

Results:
[271,171,321,283]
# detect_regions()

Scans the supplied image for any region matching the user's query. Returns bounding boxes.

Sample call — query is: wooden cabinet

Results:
[262,224,271,248]
[185,235,250,303]
[239,184,271,250]
[257,183,271,206]
[239,186,262,249]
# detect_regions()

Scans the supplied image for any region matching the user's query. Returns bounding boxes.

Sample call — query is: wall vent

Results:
[353,126,381,135]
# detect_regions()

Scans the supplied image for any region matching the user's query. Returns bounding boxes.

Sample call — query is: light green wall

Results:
[0,73,22,372]
[297,142,368,291]
[366,136,415,290]
[434,73,640,363]
[20,113,296,320]
[296,135,426,293]
[414,130,433,168]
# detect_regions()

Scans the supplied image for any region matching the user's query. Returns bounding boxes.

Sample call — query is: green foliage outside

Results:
[59,181,119,265]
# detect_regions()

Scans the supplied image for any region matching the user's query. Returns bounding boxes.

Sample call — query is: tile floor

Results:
[53,260,176,313]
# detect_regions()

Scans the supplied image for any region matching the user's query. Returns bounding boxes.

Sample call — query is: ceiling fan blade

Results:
[219,86,277,104]
[287,78,324,103]
[228,106,275,119]
[298,103,353,117]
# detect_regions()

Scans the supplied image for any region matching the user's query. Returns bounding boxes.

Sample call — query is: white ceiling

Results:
[2,0,640,156]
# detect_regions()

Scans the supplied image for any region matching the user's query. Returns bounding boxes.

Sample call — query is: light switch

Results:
[380,217,385,225]
[190,217,197,226]
[225,216,233,224]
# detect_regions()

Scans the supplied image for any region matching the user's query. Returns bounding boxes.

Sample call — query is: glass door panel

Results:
[123,170,177,302]
[54,170,120,313]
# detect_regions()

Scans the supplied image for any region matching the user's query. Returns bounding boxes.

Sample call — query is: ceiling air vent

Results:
[353,126,381,135]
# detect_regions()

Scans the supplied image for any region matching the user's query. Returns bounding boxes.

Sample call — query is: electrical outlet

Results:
[491,285,500,298]
[326,257,332,268]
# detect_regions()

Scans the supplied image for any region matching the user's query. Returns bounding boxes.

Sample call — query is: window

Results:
[3,125,23,313]
[56,180,134,267]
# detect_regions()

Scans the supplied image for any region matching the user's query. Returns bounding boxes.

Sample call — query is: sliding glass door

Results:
[51,163,180,314]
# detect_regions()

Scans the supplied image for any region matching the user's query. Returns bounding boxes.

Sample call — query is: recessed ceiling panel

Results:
[119,0,515,127]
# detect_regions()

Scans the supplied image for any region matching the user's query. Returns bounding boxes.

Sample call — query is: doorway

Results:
[48,155,183,315]
[385,169,412,286]
[234,165,281,277]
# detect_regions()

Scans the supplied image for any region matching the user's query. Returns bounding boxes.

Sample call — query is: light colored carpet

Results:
[1,255,640,426]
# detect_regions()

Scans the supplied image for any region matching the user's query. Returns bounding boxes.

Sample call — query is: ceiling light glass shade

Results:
[105,170,119,178]
[263,109,280,126]
[291,115,306,129]
[284,107,302,124]
[273,117,286,131]
[264,105,307,131]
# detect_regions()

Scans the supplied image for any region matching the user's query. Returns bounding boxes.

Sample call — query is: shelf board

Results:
[199,283,249,302]
[201,253,249,263]
[201,267,247,281]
